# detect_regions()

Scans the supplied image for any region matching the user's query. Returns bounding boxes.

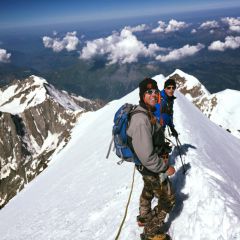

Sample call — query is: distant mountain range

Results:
[1,47,240,102]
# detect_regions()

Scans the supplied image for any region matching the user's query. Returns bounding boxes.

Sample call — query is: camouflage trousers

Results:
[139,175,175,235]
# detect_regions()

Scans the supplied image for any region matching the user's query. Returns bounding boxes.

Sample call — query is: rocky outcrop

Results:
[169,69,240,139]
[0,76,104,208]
[169,70,212,114]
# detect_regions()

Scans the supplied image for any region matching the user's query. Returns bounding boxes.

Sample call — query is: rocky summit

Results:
[0,75,103,208]
[169,69,240,139]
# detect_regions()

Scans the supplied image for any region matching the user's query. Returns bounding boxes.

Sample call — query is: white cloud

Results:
[124,24,149,33]
[152,19,188,33]
[64,32,79,51]
[156,43,205,62]
[152,21,167,33]
[165,19,189,33]
[208,36,240,51]
[43,31,79,52]
[43,36,64,52]
[191,29,197,34]
[80,29,165,64]
[229,25,240,32]
[0,48,11,63]
[222,17,240,33]
[199,20,219,29]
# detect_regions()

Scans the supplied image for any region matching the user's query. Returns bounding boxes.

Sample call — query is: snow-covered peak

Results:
[0,75,47,114]
[168,69,210,102]
[0,75,84,114]
[29,75,48,85]
[170,69,204,89]
[209,89,240,134]
[171,69,203,89]
[0,75,104,208]
[161,69,240,139]
[151,74,165,89]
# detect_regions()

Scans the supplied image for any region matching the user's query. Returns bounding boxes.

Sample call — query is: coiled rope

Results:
[115,166,136,240]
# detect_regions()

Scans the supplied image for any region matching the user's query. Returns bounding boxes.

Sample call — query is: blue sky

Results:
[1,0,240,29]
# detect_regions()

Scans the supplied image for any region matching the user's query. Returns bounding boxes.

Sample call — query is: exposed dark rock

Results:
[0,75,104,208]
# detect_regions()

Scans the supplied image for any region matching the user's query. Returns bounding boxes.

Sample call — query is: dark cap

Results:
[139,77,159,102]
[164,78,176,89]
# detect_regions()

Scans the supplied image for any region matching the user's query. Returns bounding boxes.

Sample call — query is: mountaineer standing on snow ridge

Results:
[126,77,176,240]
[154,78,178,138]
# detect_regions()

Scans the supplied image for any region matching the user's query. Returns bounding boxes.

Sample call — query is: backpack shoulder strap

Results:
[158,91,162,104]
[157,92,164,126]
[128,109,150,127]
[130,110,148,117]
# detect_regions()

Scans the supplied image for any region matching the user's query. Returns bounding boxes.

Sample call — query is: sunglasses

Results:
[161,153,169,160]
[166,86,176,90]
[145,89,159,95]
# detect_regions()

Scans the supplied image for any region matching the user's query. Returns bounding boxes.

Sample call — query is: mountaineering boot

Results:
[137,217,146,227]
[137,207,159,227]
[143,216,165,234]
[137,214,153,227]
[140,233,171,240]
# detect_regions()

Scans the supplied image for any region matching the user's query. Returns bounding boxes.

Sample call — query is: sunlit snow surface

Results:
[0,75,84,114]
[0,76,47,114]
[0,78,240,240]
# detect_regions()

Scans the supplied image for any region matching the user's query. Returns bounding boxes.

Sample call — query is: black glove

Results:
[170,127,178,138]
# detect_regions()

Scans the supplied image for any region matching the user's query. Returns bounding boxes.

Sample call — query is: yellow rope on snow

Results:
[115,166,136,240]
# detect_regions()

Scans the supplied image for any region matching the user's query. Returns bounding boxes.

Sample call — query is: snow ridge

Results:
[169,69,240,139]
[0,76,48,114]
[0,75,84,114]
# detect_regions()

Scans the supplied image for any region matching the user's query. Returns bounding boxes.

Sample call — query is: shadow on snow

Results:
[163,142,196,232]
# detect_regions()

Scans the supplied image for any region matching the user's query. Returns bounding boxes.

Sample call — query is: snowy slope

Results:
[169,69,211,101]
[0,79,240,240]
[210,89,240,136]
[169,69,240,139]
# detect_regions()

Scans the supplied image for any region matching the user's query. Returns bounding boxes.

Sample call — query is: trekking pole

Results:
[175,136,186,174]
[167,126,171,138]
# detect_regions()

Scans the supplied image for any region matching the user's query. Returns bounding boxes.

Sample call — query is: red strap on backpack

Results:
[158,92,164,126]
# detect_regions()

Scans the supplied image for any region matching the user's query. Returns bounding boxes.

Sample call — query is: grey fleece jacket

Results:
[126,105,167,173]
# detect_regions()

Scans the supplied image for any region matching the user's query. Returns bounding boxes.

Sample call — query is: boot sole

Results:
[140,233,171,240]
